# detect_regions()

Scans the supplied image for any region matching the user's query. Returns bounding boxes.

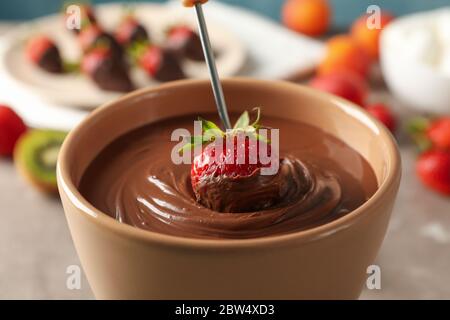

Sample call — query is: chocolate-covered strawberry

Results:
[115,15,149,47]
[26,35,63,73]
[81,47,133,92]
[166,25,204,61]
[180,109,285,213]
[138,45,185,82]
[78,24,123,60]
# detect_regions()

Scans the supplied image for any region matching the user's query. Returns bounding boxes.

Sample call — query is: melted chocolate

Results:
[79,114,378,239]
[195,157,317,213]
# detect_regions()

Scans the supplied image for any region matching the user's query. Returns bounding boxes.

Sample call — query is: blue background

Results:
[0,0,448,29]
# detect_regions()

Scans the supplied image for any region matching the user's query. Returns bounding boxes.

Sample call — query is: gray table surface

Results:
[1,24,449,300]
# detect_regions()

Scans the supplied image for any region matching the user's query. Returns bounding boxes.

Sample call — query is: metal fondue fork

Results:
[184,0,232,130]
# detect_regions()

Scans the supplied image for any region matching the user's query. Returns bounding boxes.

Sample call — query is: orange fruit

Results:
[282,0,331,37]
[351,11,394,60]
[318,34,372,78]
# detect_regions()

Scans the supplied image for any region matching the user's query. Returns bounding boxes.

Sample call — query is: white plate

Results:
[0,1,324,130]
[0,3,246,108]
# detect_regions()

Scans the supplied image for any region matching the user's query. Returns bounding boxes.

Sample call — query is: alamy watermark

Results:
[366,265,381,290]
[366,5,383,30]
[66,264,81,290]
[65,5,82,31]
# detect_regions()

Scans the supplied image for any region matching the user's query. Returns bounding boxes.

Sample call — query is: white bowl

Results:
[380,8,450,114]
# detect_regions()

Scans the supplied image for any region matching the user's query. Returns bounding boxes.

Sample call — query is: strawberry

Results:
[81,47,133,92]
[427,117,450,150]
[407,117,433,152]
[137,45,185,82]
[26,35,63,73]
[166,25,204,61]
[417,150,450,196]
[180,108,276,212]
[115,15,149,47]
[366,103,396,133]
[191,132,271,187]
[0,105,27,157]
[309,71,368,106]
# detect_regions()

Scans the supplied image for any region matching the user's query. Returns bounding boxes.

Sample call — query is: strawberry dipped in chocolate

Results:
[137,44,185,82]
[181,109,312,213]
[78,24,124,61]
[81,46,133,92]
[166,25,204,61]
[26,35,64,73]
[115,14,149,48]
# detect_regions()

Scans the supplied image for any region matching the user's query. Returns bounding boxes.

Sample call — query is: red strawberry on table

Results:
[0,105,27,157]
[417,150,450,196]
[115,15,149,47]
[427,117,450,151]
[81,47,134,92]
[181,108,279,212]
[166,25,204,61]
[137,45,185,82]
[365,103,397,133]
[26,35,64,73]
[309,71,368,106]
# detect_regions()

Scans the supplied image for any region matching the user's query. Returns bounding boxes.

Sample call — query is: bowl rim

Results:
[57,77,401,249]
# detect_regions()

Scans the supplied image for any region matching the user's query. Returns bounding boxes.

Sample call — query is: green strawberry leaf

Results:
[415,136,433,153]
[203,128,224,141]
[255,133,270,144]
[250,107,261,127]
[233,111,250,129]
[178,136,204,155]
[199,117,222,132]
[407,117,430,134]
[63,60,80,73]
[178,108,269,155]
[127,40,151,64]
[247,129,271,144]
[406,117,433,153]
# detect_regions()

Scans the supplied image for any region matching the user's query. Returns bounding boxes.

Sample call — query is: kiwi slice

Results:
[14,130,67,194]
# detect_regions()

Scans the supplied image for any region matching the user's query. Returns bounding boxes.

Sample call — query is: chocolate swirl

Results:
[111,157,343,238]
[80,114,377,239]
[195,158,322,213]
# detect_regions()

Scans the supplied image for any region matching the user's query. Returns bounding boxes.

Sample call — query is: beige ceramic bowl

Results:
[57,78,401,299]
